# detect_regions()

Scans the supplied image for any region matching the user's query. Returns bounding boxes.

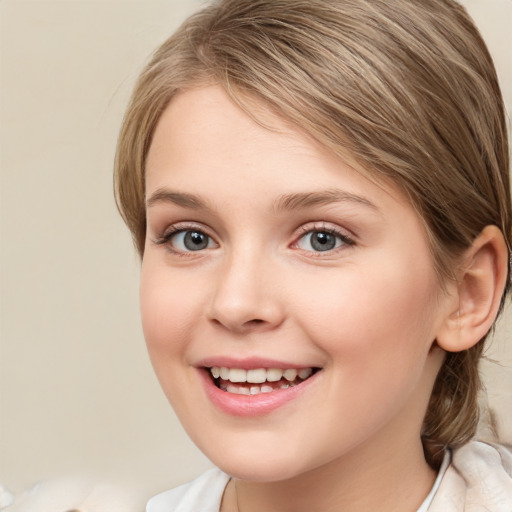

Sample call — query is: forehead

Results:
[147,85,407,203]
[147,86,322,179]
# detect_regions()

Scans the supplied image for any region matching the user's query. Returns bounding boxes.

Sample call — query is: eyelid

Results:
[291,222,356,254]
[152,222,219,254]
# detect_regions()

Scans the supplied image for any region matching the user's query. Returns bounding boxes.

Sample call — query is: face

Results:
[141,85,450,482]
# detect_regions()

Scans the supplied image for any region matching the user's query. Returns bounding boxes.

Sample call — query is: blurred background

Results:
[0,0,511,509]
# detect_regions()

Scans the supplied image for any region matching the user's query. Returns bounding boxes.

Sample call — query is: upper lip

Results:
[195,356,320,370]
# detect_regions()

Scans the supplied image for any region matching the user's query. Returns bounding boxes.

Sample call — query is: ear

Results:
[436,225,509,352]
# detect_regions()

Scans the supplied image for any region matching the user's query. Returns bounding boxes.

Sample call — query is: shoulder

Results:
[452,440,512,476]
[430,441,512,511]
[146,468,230,512]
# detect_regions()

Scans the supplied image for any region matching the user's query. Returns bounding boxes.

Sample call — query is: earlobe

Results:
[436,225,509,353]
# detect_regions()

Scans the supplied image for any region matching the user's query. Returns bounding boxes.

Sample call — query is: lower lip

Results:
[199,369,320,417]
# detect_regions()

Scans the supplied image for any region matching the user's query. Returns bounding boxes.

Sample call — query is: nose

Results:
[207,249,285,334]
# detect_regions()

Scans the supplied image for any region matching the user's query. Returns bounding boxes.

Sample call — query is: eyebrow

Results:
[273,189,379,212]
[146,189,212,211]
[146,187,379,213]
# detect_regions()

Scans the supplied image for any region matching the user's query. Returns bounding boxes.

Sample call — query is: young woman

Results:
[114,1,512,510]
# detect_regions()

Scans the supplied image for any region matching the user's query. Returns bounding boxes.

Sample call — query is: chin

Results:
[218,458,308,482]
[198,438,323,482]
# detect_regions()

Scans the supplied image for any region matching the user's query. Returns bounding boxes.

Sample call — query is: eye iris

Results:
[311,231,336,251]
[184,231,209,251]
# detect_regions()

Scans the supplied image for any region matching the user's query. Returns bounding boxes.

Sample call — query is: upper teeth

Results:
[210,367,313,383]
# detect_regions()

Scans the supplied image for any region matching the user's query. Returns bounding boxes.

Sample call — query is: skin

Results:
[141,85,459,512]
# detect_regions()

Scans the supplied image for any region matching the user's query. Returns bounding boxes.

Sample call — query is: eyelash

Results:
[152,223,218,257]
[152,222,355,257]
[293,223,355,255]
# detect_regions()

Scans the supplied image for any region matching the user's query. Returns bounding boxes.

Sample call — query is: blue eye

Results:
[170,230,215,252]
[297,230,346,252]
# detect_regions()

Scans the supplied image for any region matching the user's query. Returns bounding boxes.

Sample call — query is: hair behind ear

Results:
[422,348,483,468]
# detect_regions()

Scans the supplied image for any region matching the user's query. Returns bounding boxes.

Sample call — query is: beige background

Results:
[0,0,511,508]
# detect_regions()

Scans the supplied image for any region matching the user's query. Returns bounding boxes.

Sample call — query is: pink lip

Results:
[197,364,320,417]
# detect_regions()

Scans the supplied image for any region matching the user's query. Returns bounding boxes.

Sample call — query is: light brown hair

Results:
[114,0,511,467]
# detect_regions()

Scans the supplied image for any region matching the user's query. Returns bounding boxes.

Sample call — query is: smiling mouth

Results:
[208,366,320,396]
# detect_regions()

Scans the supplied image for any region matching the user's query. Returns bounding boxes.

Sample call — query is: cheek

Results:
[139,261,204,364]
[294,254,441,376]
[296,265,441,439]
[139,260,210,415]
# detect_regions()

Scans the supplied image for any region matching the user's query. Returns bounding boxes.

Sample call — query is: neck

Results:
[227,436,436,512]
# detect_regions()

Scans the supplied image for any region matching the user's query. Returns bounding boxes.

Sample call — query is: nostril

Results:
[243,318,267,329]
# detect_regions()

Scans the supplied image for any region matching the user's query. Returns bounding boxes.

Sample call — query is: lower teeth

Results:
[218,378,301,395]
